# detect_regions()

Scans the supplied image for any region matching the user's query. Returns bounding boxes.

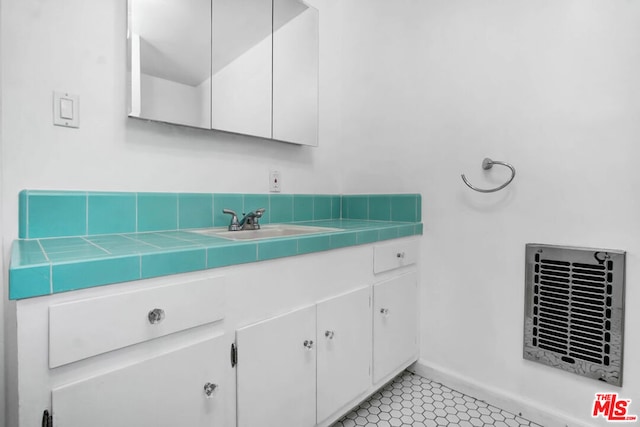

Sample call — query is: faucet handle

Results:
[251,208,265,230]
[222,209,240,231]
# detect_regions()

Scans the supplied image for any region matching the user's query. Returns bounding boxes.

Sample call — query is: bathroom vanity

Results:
[8,190,421,426]
[8,237,419,427]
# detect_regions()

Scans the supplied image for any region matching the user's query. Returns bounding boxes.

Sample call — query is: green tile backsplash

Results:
[342,194,422,223]
[25,190,87,238]
[269,194,294,223]
[88,192,137,235]
[178,193,213,230]
[343,195,368,220]
[293,195,314,222]
[313,195,332,220]
[137,193,178,232]
[368,195,391,221]
[18,191,27,238]
[18,190,421,239]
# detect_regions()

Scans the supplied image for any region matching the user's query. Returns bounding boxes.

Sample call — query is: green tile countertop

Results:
[10,219,423,300]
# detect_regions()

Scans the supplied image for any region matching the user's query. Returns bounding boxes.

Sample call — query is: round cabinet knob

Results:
[303,340,314,350]
[325,330,335,340]
[203,382,218,398]
[148,308,165,324]
[380,308,390,316]
[396,252,406,259]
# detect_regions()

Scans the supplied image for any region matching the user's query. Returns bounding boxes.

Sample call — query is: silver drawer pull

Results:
[325,330,335,340]
[396,252,405,259]
[303,340,314,350]
[148,308,165,324]
[380,308,390,316]
[203,382,218,398]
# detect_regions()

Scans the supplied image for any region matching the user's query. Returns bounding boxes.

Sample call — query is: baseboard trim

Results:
[409,359,596,427]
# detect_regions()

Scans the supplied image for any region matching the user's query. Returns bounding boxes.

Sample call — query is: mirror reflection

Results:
[128,0,319,146]
[273,0,319,145]
[128,0,212,129]
[211,0,273,139]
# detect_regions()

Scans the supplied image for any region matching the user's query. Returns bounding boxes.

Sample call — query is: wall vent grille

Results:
[524,244,626,386]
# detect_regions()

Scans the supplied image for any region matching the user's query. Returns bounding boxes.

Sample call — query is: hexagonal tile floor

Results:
[331,371,543,427]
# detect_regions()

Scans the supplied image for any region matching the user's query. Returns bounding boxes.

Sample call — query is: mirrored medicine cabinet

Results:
[127,0,319,146]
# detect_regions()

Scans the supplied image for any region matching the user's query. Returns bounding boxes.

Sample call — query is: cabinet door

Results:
[373,272,418,384]
[236,305,316,427]
[52,335,230,427]
[317,287,372,423]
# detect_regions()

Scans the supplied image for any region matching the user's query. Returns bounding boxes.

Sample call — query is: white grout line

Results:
[81,237,111,255]
[135,193,139,233]
[36,239,53,294]
[211,194,215,227]
[176,194,180,230]
[26,193,30,239]
[267,195,271,225]
[36,240,51,262]
[120,233,163,249]
[85,191,89,236]
[366,196,370,220]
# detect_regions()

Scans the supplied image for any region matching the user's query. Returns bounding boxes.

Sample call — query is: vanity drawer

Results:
[49,275,225,368]
[373,239,418,274]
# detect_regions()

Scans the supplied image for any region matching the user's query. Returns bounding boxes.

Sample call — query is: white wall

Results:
[336,1,640,426]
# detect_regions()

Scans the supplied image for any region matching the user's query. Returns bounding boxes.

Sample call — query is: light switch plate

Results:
[53,91,79,128]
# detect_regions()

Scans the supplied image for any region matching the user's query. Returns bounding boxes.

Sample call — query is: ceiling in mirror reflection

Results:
[132,0,211,86]
[212,0,308,75]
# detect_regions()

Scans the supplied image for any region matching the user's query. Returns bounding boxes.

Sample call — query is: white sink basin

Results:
[192,224,343,241]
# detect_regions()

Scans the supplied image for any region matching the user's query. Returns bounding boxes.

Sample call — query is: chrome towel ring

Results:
[461,157,516,193]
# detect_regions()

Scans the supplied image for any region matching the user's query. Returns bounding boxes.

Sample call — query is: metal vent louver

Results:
[524,244,626,386]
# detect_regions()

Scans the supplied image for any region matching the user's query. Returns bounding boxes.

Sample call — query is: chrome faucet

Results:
[222,208,265,231]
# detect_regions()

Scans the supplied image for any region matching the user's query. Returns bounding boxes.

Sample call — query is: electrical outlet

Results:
[269,170,281,193]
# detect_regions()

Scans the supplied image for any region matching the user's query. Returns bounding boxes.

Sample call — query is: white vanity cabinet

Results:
[373,271,419,383]
[236,287,372,427]
[9,275,231,427]
[236,304,317,427]
[51,335,229,427]
[9,237,420,427]
[372,239,420,385]
[316,287,372,423]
